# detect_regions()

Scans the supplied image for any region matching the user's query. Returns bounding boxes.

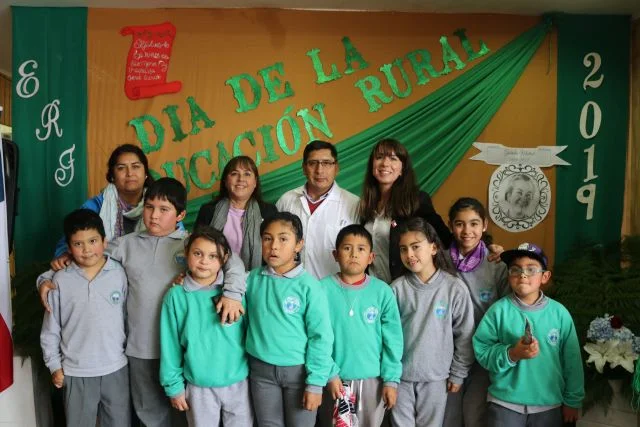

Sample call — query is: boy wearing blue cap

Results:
[472,243,584,427]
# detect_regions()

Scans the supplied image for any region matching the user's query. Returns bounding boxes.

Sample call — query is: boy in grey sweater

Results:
[40,178,247,427]
[40,209,130,427]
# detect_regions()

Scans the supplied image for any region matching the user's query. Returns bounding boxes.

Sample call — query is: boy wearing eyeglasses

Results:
[472,243,584,427]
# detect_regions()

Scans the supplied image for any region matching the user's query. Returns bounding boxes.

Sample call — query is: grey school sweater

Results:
[107,229,246,359]
[40,258,128,377]
[391,269,475,384]
[457,257,509,326]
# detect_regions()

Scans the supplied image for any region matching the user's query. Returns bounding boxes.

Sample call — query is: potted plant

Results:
[549,236,640,415]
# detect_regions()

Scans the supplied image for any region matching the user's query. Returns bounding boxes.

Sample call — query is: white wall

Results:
[0,357,36,427]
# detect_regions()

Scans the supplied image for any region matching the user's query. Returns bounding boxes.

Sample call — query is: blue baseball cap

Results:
[500,242,548,270]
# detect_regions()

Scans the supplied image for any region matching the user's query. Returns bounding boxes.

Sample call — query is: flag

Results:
[0,136,13,393]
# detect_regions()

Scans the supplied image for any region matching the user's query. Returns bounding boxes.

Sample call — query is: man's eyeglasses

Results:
[508,266,545,277]
[305,160,336,168]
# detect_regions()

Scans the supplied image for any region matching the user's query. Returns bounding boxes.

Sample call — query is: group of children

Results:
[39,177,585,427]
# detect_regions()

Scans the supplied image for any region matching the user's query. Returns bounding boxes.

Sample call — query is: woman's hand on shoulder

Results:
[50,253,71,271]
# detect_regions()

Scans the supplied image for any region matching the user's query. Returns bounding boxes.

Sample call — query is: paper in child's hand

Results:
[522,318,533,345]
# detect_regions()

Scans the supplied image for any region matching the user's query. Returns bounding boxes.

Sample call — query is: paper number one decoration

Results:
[120,22,182,100]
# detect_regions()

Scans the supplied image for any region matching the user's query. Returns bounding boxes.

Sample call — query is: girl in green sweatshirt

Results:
[160,227,253,426]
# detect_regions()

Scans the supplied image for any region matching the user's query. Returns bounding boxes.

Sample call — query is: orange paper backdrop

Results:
[87,9,556,262]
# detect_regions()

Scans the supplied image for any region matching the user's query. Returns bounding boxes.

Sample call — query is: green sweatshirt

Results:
[159,274,248,398]
[473,294,584,408]
[245,266,334,392]
[321,274,403,385]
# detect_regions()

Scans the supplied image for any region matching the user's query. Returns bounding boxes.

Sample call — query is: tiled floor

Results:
[577,384,638,427]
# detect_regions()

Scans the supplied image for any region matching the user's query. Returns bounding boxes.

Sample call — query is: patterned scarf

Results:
[450,240,487,273]
[99,184,145,240]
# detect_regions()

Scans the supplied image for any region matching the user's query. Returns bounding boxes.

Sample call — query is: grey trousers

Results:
[443,363,490,427]
[249,356,318,427]
[487,403,563,427]
[129,356,187,427]
[390,380,447,427]
[63,365,130,427]
[317,377,386,427]
[185,379,254,427]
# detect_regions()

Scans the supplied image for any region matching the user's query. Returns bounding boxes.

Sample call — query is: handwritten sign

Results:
[120,22,182,100]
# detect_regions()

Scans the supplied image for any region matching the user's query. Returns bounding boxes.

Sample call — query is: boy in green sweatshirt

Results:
[473,243,584,427]
[318,224,403,427]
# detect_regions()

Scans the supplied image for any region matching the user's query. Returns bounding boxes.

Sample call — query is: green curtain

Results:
[184,17,552,227]
[555,14,630,263]
[12,7,88,270]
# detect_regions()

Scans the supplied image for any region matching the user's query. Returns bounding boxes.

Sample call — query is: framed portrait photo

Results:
[489,164,550,232]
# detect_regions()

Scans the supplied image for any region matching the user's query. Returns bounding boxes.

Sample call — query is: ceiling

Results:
[1,0,639,76]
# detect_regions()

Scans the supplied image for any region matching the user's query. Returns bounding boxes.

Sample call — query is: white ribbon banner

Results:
[470,142,571,167]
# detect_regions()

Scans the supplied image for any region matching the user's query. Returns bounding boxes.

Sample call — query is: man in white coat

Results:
[276,140,360,279]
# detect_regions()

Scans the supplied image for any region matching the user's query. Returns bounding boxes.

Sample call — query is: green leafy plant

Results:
[548,236,640,414]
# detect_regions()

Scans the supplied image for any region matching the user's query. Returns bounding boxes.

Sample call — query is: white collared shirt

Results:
[276,182,360,279]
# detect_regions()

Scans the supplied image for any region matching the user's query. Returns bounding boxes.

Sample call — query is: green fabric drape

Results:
[12,7,88,270]
[185,18,551,228]
[555,14,630,263]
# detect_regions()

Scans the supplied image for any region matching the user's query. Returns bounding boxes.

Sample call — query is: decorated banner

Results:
[16,8,635,271]
[471,142,570,167]
[12,7,88,270]
[13,8,559,268]
[555,14,630,262]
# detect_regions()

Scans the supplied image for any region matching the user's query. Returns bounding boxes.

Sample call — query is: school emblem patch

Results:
[479,288,494,303]
[174,250,186,269]
[282,296,301,314]
[434,300,448,319]
[546,328,560,346]
[110,291,122,305]
[363,306,379,324]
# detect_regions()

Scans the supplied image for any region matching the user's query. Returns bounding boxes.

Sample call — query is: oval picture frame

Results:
[488,164,550,232]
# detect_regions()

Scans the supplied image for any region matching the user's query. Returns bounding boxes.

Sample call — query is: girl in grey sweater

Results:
[443,198,509,427]
[390,218,475,427]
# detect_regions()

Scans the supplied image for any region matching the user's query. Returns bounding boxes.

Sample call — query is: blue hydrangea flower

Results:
[587,315,615,341]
